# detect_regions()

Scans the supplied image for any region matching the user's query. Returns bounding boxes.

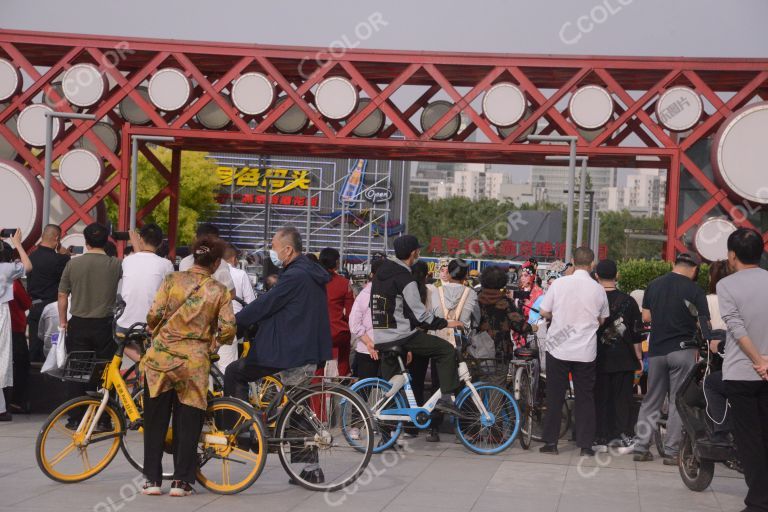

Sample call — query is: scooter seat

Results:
[514,347,538,359]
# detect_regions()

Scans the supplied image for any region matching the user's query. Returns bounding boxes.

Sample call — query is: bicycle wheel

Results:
[119,388,174,479]
[250,375,285,409]
[455,383,520,455]
[276,385,373,492]
[196,397,267,495]
[515,367,533,450]
[36,396,124,483]
[348,378,406,453]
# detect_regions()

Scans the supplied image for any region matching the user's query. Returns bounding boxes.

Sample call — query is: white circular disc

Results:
[61,233,86,256]
[351,98,385,137]
[0,159,42,247]
[0,108,19,160]
[421,101,461,140]
[62,64,107,108]
[148,68,191,112]
[76,122,119,153]
[713,101,768,204]
[231,72,274,115]
[656,86,703,132]
[482,82,526,127]
[196,94,233,129]
[50,190,102,234]
[498,106,538,142]
[17,104,61,147]
[569,85,614,130]
[0,59,21,101]
[694,218,737,262]
[118,86,152,125]
[58,149,103,192]
[273,97,308,134]
[315,77,358,120]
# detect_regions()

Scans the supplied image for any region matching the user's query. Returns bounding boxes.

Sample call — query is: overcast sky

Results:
[4,0,766,184]
[4,0,767,57]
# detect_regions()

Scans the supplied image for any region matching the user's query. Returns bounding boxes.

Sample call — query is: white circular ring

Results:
[482,82,526,127]
[17,104,61,147]
[315,76,358,120]
[58,149,104,192]
[148,68,192,112]
[231,72,275,115]
[62,64,108,107]
[694,217,737,262]
[656,86,703,132]
[569,85,614,130]
[0,59,22,101]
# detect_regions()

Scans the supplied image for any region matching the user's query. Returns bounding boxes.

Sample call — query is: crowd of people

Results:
[0,222,767,510]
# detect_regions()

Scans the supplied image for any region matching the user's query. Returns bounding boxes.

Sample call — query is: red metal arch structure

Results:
[1,29,767,259]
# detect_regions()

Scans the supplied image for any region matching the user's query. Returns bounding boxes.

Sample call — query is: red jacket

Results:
[325,271,354,340]
[9,280,31,333]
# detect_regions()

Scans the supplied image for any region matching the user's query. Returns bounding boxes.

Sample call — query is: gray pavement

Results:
[0,414,748,512]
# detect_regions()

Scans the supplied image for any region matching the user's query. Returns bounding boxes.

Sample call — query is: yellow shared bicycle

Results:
[35,319,268,495]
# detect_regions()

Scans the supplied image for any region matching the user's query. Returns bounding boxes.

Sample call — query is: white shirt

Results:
[539,269,609,362]
[228,264,256,314]
[117,252,174,328]
[179,255,235,291]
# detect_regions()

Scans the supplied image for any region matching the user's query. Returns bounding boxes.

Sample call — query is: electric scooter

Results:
[676,300,738,491]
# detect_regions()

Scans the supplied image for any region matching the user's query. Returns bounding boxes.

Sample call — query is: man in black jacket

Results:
[371,235,463,406]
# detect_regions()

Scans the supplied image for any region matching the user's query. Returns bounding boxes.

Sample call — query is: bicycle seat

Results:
[378,345,404,356]
[514,347,538,359]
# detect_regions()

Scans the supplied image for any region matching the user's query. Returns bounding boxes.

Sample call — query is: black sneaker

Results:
[425,429,440,443]
[169,480,195,497]
[633,451,654,462]
[539,443,559,455]
[0,412,11,422]
[580,448,596,457]
[662,454,678,466]
[289,467,325,485]
[141,480,162,496]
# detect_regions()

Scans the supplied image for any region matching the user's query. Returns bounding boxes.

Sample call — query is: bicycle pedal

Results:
[127,419,144,430]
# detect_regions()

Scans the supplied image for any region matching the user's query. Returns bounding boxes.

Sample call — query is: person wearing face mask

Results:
[370,235,464,416]
[224,227,332,485]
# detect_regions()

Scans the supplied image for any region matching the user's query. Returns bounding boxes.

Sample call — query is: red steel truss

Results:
[1,29,767,259]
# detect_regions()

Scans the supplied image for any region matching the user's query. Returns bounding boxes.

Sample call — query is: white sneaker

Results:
[169,480,195,497]
[615,434,636,455]
[348,427,361,441]
[592,443,609,453]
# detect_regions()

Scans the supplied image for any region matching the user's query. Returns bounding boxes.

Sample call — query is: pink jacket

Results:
[349,282,374,354]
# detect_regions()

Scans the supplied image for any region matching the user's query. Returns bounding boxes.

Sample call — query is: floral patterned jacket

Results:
[141,267,236,410]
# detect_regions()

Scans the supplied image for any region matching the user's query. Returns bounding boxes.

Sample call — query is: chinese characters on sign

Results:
[215,193,319,207]
[216,167,311,193]
[425,236,608,260]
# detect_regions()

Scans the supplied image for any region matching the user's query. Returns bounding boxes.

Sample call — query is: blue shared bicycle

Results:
[347,331,520,455]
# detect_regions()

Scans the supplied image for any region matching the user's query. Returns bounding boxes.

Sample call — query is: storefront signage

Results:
[425,235,608,260]
[363,186,393,204]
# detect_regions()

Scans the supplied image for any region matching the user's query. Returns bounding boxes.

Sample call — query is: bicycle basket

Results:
[61,351,109,384]
[464,354,508,385]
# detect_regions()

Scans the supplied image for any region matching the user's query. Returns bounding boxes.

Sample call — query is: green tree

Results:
[599,210,665,261]
[107,148,220,245]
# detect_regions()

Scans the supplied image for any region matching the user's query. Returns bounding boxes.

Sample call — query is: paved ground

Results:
[0,414,749,512]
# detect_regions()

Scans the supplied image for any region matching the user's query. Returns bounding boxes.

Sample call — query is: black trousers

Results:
[380,331,460,395]
[11,332,30,407]
[408,355,443,431]
[143,385,204,483]
[27,302,47,363]
[724,380,768,512]
[223,358,281,403]
[595,371,635,440]
[65,316,116,400]
[543,353,596,449]
[354,352,380,380]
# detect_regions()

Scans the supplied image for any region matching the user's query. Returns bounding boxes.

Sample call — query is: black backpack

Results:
[598,293,633,347]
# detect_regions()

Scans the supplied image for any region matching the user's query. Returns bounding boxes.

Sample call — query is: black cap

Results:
[394,235,421,259]
[595,259,618,279]
[675,252,700,267]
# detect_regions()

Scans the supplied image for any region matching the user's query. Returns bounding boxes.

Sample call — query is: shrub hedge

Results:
[617,259,710,293]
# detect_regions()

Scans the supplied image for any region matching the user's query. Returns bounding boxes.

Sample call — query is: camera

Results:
[0,228,17,238]
[112,231,130,241]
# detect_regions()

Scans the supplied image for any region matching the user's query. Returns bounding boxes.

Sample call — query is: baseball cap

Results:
[595,259,618,279]
[394,235,421,260]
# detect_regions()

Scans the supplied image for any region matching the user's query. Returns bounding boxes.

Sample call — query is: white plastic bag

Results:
[41,327,67,376]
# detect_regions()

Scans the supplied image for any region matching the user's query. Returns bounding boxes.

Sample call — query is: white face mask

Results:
[269,248,284,268]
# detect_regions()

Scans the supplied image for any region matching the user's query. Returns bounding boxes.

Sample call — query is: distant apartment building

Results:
[605,169,666,216]
[531,166,618,211]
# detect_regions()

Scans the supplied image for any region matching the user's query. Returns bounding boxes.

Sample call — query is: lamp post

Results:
[548,155,589,247]
[43,111,97,228]
[130,135,175,230]
[529,134,578,261]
